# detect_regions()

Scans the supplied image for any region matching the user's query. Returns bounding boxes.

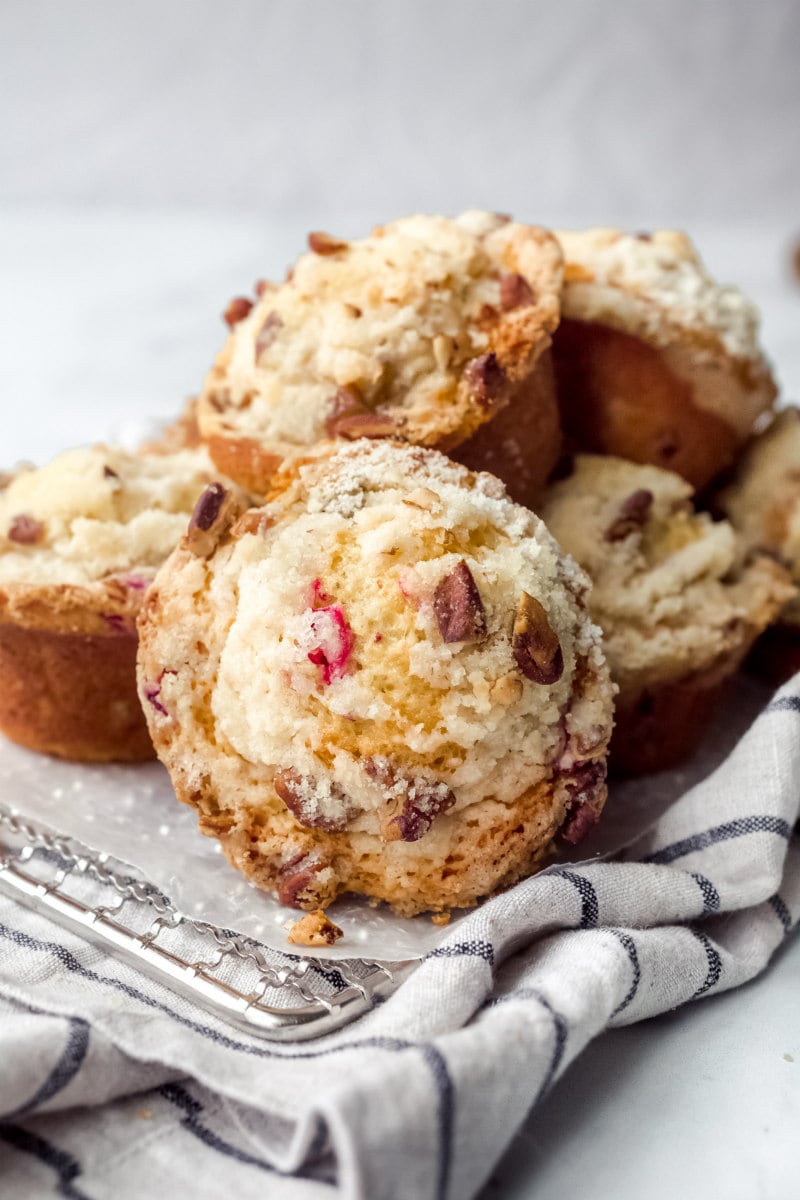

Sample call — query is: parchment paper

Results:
[0,676,771,961]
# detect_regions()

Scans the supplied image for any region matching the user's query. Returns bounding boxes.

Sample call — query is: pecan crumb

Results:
[103,465,120,481]
[308,231,348,256]
[512,593,564,685]
[8,514,43,545]
[186,483,242,556]
[255,311,283,358]
[365,757,456,842]
[287,910,343,948]
[223,296,254,327]
[333,411,399,440]
[434,560,487,644]
[604,489,654,542]
[500,273,535,310]
[324,386,366,436]
[463,353,505,408]
[432,334,452,371]
[274,768,352,832]
[431,912,451,926]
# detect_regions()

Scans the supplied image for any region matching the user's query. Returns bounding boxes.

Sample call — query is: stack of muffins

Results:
[1,212,796,921]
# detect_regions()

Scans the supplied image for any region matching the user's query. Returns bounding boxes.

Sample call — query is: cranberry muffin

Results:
[197,211,564,507]
[715,408,800,683]
[0,444,223,761]
[552,228,776,490]
[138,440,614,916]
[541,454,793,775]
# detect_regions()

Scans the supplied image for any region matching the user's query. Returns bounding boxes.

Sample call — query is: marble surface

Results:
[2,209,799,1199]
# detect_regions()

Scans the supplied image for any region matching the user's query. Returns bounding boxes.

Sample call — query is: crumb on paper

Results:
[783,1052,794,1063]
[137,1107,153,1120]
[431,911,451,926]
[286,909,343,947]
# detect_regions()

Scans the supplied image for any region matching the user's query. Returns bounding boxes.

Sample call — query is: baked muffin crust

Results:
[198,212,563,492]
[138,440,614,914]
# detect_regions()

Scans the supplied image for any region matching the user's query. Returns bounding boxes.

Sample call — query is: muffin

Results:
[552,229,777,490]
[137,440,614,916]
[0,444,225,761]
[715,408,800,683]
[541,455,793,775]
[196,211,564,506]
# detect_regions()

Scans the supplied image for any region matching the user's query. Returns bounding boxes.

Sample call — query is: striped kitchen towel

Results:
[1,676,799,1200]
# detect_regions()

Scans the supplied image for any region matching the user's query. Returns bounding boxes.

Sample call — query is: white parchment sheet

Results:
[0,677,771,961]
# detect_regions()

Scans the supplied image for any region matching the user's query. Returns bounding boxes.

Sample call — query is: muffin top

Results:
[144,440,612,826]
[716,408,800,624]
[555,228,766,363]
[541,454,794,692]
[197,212,563,487]
[0,444,217,588]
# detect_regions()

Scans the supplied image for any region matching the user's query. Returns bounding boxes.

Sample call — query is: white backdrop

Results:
[2,0,799,226]
[1,0,799,460]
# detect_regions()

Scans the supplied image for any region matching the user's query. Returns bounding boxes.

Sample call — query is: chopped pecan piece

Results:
[333,411,399,440]
[274,768,353,833]
[103,465,120,482]
[277,852,328,908]
[433,560,487,644]
[365,757,456,842]
[500,273,535,310]
[512,593,564,685]
[186,483,241,556]
[324,386,367,436]
[7,514,43,545]
[223,296,253,327]
[254,311,283,358]
[287,910,343,947]
[560,759,607,845]
[604,489,654,542]
[308,231,348,256]
[463,353,505,408]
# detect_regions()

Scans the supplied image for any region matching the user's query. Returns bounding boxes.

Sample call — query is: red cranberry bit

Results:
[143,669,176,717]
[604,489,654,542]
[223,296,254,327]
[308,231,348,256]
[499,273,535,311]
[7,514,43,545]
[310,578,332,608]
[190,483,228,533]
[462,353,505,408]
[254,279,270,297]
[433,560,487,644]
[513,593,564,685]
[254,311,283,358]
[307,604,354,685]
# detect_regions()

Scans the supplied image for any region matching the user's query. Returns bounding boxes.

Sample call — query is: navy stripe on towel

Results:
[689,872,721,914]
[550,869,599,928]
[0,1125,89,1199]
[608,930,641,1018]
[690,930,723,998]
[160,1083,277,1175]
[765,695,800,715]
[768,893,793,936]
[643,816,791,865]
